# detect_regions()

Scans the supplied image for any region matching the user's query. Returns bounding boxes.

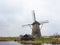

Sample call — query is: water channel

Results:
[0,41,60,45]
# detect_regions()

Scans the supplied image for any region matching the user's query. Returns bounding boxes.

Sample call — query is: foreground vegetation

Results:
[35,38,53,42]
[34,37,60,43]
[0,37,60,43]
[20,37,60,44]
[0,37,20,41]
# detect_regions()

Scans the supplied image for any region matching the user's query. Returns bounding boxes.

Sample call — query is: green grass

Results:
[0,37,20,41]
[34,37,54,43]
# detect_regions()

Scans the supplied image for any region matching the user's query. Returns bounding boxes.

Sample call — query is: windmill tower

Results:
[32,10,41,38]
[22,10,48,38]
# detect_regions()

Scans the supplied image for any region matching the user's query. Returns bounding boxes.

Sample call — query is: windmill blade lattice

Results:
[22,24,31,27]
[32,10,36,22]
[40,20,49,24]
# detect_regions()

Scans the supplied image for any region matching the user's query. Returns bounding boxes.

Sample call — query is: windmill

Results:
[22,10,48,38]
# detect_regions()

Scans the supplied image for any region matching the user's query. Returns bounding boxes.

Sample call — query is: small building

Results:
[20,34,35,41]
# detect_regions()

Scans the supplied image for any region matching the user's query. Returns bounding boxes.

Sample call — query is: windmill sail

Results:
[40,20,48,24]
[33,10,36,22]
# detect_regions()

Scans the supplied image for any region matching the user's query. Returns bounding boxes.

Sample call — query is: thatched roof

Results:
[32,21,40,25]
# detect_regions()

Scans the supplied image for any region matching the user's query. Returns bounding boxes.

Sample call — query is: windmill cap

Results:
[32,21,40,25]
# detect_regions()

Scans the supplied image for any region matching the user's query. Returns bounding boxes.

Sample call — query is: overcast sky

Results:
[0,0,60,37]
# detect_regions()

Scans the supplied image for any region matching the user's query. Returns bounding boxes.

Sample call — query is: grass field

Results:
[35,38,53,42]
[0,37,20,41]
[34,37,60,43]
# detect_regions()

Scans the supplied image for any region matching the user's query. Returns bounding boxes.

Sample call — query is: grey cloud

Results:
[0,0,60,36]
